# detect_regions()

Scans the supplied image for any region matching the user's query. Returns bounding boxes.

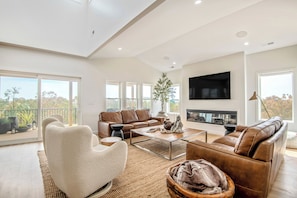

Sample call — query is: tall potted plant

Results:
[153,73,175,117]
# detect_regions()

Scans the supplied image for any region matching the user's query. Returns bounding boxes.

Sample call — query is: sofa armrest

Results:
[186,140,271,198]
[151,117,164,123]
[98,121,115,138]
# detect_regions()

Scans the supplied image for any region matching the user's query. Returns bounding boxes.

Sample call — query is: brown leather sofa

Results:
[186,116,287,198]
[98,109,164,139]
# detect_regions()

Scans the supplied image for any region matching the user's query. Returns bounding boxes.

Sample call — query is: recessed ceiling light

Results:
[118,47,122,51]
[236,31,248,38]
[244,42,249,46]
[173,62,176,65]
[194,0,203,5]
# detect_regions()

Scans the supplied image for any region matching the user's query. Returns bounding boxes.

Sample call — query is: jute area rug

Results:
[38,138,188,198]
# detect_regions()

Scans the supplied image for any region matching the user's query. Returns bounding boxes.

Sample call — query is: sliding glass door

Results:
[40,79,79,126]
[0,75,39,144]
[0,71,80,146]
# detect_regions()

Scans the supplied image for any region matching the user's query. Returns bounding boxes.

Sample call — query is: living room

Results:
[1,0,297,197]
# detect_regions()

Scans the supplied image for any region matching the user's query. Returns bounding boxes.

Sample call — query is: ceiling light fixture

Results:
[117,47,122,51]
[194,0,203,5]
[236,31,248,38]
[244,42,249,46]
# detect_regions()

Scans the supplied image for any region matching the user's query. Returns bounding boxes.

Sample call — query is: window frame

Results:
[257,69,294,121]
[142,83,153,111]
[168,84,180,113]
[125,82,138,110]
[105,81,121,112]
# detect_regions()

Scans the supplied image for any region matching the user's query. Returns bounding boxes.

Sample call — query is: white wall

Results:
[176,52,246,135]
[167,45,297,134]
[2,44,296,134]
[0,45,161,132]
[91,58,162,116]
[246,45,297,131]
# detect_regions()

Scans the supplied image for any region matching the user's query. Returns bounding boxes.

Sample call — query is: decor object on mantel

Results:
[249,91,271,118]
[153,73,175,117]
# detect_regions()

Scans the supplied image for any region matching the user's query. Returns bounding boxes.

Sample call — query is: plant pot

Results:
[157,111,168,118]
[0,118,11,134]
[17,126,29,132]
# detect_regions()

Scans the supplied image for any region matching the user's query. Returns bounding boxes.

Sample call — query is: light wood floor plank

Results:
[0,138,296,198]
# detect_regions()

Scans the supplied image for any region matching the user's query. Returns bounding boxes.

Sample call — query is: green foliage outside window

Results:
[262,94,292,120]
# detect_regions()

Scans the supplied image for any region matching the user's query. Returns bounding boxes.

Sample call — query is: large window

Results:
[106,81,121,112]
[0,71,80,146]
[258,71,293,121]
[169,84,180,113]
[40,78,79,125]
[126,82,137,109]
[142,84,152,110]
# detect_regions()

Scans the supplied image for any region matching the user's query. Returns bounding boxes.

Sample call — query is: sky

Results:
[260,72,293,98]
[0,77,77,100]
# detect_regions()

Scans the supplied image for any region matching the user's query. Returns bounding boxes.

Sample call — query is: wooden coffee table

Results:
[130,125,207,160]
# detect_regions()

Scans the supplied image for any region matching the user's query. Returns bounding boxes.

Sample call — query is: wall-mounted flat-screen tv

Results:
[189,71,231,100]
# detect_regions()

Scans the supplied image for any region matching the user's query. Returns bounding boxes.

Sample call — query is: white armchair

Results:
[42,118,128,198]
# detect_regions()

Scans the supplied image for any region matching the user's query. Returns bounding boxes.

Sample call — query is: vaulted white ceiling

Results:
[1,0,297,72]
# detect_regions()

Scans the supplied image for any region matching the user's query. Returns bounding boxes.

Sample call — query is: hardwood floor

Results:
[0,140,296,198]
[0,142,44,198]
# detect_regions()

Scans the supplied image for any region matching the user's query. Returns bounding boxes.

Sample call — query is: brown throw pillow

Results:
[121,110,139,124]
[100,112,123,123]
[135,109,151,121]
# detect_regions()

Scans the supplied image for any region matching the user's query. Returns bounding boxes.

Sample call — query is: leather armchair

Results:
[42,118,128,198]
[186,117,287,198]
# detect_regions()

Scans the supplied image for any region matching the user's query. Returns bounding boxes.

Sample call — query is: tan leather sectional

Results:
[98,109,164,139]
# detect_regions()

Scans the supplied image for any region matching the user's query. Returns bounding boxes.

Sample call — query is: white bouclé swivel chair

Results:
[42,118,128,198]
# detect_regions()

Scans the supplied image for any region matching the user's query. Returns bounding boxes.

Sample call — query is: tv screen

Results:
[189,71,230,99]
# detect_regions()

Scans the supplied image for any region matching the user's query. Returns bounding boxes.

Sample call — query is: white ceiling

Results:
[1,0,297,72]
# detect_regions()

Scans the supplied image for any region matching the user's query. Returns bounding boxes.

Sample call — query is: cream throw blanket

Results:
[171,159,228,194]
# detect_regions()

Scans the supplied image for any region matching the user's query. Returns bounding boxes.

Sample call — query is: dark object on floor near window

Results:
[0,118,11,134]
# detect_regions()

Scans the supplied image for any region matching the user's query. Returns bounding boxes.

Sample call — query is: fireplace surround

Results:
[186,109,237,125]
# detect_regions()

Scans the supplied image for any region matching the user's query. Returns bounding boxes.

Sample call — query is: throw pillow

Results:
[121,110,139,124]
[135,109,151,121]
[100,112,123,123]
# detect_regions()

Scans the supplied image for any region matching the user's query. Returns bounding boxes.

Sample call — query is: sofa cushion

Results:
[100,112,123,123]
[122,124,134,132]
[234,116,283,157]
[135,109,151,121]
[147,119,160,126]
[132,122,148,129]
[121,110,139,124]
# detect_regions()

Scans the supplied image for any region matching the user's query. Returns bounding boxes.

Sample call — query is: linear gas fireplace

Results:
[186,109,237,125]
